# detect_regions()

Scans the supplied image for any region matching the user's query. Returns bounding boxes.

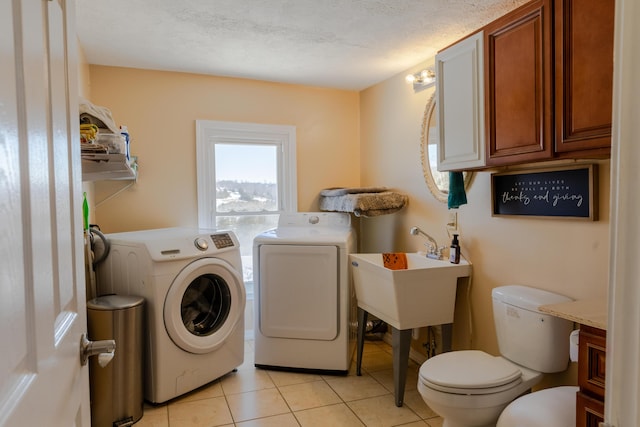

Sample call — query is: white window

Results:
[196,120,297,295]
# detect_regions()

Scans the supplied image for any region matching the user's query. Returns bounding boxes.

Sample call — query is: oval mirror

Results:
[420,93,474,203]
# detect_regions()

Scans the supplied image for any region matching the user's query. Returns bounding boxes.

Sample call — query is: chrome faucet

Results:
[410,226,443,259]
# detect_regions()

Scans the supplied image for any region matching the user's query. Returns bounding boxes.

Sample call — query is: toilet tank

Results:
[492,285,574,373]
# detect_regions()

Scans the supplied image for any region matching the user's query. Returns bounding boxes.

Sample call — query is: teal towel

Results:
[448,172,467,209]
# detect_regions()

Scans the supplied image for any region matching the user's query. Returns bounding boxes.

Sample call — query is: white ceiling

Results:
[76,0,527,91]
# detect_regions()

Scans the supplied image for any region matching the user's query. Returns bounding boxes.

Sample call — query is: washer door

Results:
[164,257,246,354]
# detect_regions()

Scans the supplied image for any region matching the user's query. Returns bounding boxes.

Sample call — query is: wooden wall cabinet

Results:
[576,325,606,426]
[436,0,614,170]
[484,0,553,166]
[482,0,614,167]
[554,0,615,157]
[435,31,486,172]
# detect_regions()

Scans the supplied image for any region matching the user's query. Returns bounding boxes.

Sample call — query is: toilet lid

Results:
[420,350,522,393]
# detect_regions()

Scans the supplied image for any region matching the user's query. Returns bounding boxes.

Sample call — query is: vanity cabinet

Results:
[435,31,485,172]
[554,0,614,157]
[484,0,553,166]
[576,325,606,426]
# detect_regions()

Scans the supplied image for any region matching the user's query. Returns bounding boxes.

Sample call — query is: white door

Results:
[0,0,90,426]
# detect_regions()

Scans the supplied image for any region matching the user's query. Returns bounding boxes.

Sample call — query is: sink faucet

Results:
[410,226,443,259]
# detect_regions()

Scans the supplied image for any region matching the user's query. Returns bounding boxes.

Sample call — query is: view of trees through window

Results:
[216,180,277,213]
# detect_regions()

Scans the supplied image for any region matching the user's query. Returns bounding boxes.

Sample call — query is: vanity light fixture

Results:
[406,68,436,92]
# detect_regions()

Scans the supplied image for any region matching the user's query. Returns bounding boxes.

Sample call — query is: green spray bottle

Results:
[82,192,89,231]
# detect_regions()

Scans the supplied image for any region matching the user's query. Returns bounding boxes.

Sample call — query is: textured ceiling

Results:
[76,0,528,91]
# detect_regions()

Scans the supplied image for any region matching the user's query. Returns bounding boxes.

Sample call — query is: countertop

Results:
[539,298,608,330]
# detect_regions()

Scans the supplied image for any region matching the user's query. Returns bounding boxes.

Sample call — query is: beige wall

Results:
[359,59,610,386]
[88,66,360,232]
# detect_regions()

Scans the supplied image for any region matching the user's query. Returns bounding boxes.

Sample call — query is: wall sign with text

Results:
[491,165,598,220]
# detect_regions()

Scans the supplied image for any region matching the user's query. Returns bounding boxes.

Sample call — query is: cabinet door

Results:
[578,325,607,399]
[554,0,614,155]
[576,391,604,427]
[485,0,553,166]
[435,31,485,171]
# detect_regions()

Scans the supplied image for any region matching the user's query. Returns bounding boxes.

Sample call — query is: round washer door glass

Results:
[164,258,246,354]
[182,273,231,336]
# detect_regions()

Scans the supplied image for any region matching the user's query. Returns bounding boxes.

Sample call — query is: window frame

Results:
[195,120,297,229]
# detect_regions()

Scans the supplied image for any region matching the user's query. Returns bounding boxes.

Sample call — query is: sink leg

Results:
[392,327,412,407]
[442,323,453,353]
[356,308,368,376]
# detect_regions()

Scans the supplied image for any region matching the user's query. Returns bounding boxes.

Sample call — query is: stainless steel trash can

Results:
[87,295,144,427]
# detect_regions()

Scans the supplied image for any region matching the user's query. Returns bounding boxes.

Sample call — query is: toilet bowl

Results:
[496,386,578,427]
[417,285,574,427]
[417,351,543,427]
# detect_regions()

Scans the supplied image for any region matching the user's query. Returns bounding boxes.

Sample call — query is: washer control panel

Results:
[211,233,235,249]
[132,228,240,261]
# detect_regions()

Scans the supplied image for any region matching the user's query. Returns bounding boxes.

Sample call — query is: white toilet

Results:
[417,285,574,427]
[496,385,579,426]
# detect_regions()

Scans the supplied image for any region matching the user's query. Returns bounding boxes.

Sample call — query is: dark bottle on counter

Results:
[449,234,460,264]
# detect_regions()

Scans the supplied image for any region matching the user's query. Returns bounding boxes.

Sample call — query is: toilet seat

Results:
[419,350,523,395]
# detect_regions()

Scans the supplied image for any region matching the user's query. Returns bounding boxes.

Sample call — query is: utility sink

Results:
[349,253,471,330]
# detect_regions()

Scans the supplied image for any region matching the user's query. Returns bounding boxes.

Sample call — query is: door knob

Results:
[80,333,116,366]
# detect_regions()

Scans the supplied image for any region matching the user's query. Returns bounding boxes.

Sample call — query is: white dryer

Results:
[253,212,356,374]
[96,228,246,403]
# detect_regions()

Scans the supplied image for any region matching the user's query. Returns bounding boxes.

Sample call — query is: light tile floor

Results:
[136,339,444,427]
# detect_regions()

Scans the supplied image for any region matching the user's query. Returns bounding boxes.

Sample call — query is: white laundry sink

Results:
[349,253,471,330]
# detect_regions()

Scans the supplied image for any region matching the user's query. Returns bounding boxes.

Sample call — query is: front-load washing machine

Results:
[96,228,246,403]
[253,212,356,374]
